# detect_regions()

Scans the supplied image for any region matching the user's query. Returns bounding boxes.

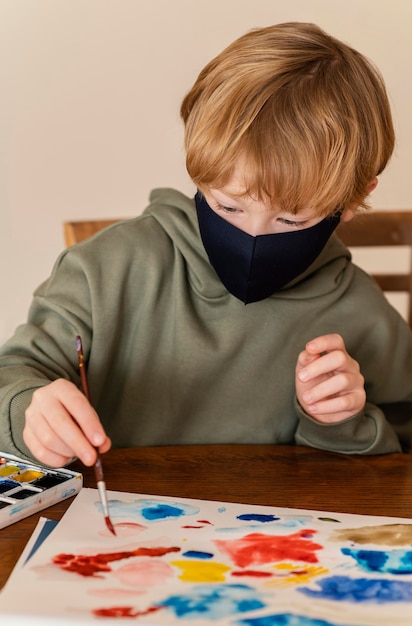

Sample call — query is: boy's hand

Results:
[24,379,111,468]
[295,334,366,423]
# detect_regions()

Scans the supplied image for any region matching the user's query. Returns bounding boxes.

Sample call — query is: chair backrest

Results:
[336,211,412,329]
[63,219,123,247]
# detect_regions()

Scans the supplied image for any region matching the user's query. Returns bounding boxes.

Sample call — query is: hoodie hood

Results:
[145,187,354,302]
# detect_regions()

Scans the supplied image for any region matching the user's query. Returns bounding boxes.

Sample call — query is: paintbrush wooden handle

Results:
[94,453,104,483]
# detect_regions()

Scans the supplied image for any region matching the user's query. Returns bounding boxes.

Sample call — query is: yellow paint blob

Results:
[15,470,44,482]
[0,465,19,477]
[267,562,329,587]
[171,560,231,582]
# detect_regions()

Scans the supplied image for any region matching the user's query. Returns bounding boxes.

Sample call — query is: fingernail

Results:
[83,451,95,465]
[92,433,104,446]
[299,370,309,381]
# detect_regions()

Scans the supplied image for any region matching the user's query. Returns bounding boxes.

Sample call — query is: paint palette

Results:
[0,452,82,529]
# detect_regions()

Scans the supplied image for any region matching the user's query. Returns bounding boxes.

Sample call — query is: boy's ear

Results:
[341,177,379,223]
[367,177,379,194]
[341,208,355,223]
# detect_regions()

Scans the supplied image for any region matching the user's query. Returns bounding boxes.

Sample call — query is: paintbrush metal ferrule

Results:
[96,479,116,535]
[94,453,116,535]
[94,459,116,536]
[96,479,110,515]
[76,334,116,536]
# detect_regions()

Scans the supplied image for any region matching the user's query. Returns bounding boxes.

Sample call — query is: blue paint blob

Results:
[103,498,200,521]
[0,479,18,494]
[299,575,412,603]
[342,547,412,575]
[141,503,185,521]
[238,612,350,626]
[182,550,214,559]
[160,583,266,620]
[237,513,280,523]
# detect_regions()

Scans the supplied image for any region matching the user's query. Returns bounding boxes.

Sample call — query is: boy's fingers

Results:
[25,379,109,466]
[296,349,320,369]
[23,424,76,468]
[302,372,353,404]
[305,333,345,355]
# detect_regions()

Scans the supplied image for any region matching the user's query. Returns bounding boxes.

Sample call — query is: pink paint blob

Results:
[99,522,147,538]
[112,559,175,587]
[89,588,144,597]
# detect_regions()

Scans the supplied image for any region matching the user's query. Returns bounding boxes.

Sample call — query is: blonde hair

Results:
[180,22,395,216]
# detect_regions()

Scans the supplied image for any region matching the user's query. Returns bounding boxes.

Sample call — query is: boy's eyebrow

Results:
[214,186,247,199]
[216,188,260,205]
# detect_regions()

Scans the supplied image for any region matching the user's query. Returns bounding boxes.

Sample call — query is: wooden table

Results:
[2,444,412,589]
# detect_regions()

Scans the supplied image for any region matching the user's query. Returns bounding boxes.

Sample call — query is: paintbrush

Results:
[75,335,116,536]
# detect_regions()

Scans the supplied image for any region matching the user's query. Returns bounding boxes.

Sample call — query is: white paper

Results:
[1,487,412,625]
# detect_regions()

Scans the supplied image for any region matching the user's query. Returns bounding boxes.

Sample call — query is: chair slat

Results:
[336,211,412,329]
[64,219,123,247]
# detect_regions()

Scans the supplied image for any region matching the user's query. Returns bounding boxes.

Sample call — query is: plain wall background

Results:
[1,0,412,343]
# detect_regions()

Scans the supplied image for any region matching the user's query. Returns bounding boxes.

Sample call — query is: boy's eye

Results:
[278,217,299,227]
[221,205,239,214]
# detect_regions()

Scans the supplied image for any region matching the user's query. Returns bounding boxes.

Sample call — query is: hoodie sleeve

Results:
[0,247,93,460]
[294,262,412,455]
[294,400,404,454]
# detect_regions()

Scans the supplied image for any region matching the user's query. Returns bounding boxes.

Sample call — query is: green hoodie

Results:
[0,188,411,460]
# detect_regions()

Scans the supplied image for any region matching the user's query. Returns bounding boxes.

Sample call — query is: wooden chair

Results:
[63,219,123,247]
[336,211,412,329]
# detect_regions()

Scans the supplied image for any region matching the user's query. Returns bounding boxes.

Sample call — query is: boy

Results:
[0,22,411,467]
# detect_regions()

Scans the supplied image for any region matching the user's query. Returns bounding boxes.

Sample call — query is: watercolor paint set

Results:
[0,452,82,529]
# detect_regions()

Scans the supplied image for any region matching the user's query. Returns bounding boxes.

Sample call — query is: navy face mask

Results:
[195,192,341,304]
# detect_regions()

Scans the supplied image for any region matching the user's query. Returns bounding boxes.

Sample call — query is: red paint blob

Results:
[215,530,322,568]
[181,525,204,529]
[52,546,180,577]
[231,570,273,578]
[181,520,213,529]
[93,605,163,618]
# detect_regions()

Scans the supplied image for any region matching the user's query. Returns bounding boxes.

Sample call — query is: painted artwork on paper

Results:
[1,488,412,625]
